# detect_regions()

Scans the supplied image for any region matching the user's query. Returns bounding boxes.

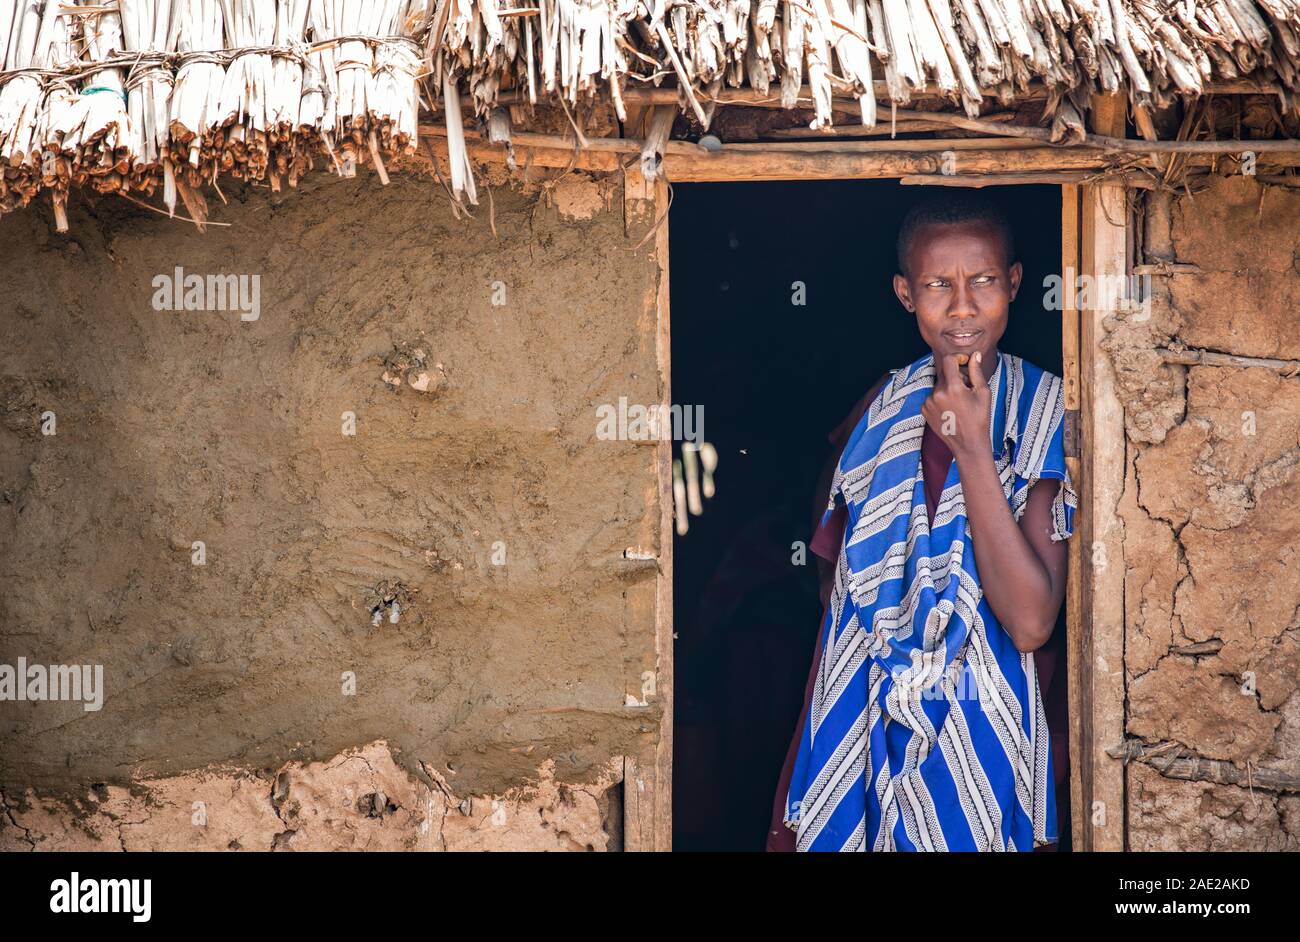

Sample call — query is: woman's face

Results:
[893,221,1022,374]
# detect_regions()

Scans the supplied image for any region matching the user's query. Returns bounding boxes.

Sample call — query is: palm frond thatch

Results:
[1,0,1298,224]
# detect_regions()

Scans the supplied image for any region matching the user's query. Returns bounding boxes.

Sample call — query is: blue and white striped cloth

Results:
[783,351,1077,851]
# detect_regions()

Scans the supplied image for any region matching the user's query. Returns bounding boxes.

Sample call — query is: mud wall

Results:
[0,169,664,850]
[1104,176,1300,850]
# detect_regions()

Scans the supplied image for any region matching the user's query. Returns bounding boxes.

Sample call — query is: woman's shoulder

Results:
[1004,355,1070,475]
[865,369,894,403]
[1006,354,1066,406]
[828,370,894,446]
[1006,353,1062,381]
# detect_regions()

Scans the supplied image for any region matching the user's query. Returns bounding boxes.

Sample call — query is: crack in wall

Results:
[0,793,36,850]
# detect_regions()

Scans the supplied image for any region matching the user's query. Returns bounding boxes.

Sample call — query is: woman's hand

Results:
[924,348,1068,652]
[921,351,991,459]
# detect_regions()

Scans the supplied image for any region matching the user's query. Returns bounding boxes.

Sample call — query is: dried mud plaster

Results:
[0,169,665,837]
[1107,176,1300,848]
[1,740,621,851]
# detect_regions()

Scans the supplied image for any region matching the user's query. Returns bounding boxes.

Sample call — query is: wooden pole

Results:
[874,108,1300,154]
[492,82,1053,109]
[417,125,1300,188]
[1078,92,1130,853]
[1158,345,1300,374]
[623,174,673,852]
[1061,183,1085,854]
[901,171,1155,188]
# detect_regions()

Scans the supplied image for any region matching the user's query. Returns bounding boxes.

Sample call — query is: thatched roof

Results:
[2,0,1299,226]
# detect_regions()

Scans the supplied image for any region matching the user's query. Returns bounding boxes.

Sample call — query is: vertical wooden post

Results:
[1060,183,1086,851]
[623,175,673,851]
[1076,93,1129,851]
[620,103,654,204]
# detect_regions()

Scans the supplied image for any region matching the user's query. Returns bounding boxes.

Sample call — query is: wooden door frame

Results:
[1066,95,1130,852]
[627,105,1132,850]
[622,174,675,852]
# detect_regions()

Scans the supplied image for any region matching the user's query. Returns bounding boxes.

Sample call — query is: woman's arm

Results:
[922,353,1068,652]
[951,457,1067,651]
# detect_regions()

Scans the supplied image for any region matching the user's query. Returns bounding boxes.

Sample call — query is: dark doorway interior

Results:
[669,180,1068,852]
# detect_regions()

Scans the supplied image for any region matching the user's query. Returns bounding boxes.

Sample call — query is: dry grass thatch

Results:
[2,0,1300,226]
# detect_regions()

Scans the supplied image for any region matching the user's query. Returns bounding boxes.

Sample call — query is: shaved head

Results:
[896,192,1015,278]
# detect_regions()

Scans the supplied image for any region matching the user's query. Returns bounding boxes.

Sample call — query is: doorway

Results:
[668,179,1068,851]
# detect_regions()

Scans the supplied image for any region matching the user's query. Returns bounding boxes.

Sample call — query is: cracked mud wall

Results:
[1104,176,1300,850]
[0,169,663,850]
[2,740,621,851]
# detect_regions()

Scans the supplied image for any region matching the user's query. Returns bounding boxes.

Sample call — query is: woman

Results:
[776,194,1077,852]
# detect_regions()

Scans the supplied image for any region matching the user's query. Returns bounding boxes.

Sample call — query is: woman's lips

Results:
[944,328,983,347]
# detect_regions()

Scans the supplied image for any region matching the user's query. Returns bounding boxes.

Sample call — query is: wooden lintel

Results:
[415,126,1300,188]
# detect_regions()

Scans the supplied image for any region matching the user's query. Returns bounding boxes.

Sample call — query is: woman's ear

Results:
[1008,261,1024,301]
[893,273,915,313]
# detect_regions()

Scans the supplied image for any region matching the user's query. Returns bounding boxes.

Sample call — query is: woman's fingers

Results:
[942,353,965,391]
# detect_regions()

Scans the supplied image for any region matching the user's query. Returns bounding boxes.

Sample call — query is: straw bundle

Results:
[33,1,132,229]
[0,0,74,215]
[119,0,175,208]
[0,2,44,213]
[216,0,277,181]
[168,0,226,173]
[308,0,428,184]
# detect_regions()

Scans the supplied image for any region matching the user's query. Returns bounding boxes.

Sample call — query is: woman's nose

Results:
[949,283,978,318]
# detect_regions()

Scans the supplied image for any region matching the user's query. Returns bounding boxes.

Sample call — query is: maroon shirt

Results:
[766,377,1068,851]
